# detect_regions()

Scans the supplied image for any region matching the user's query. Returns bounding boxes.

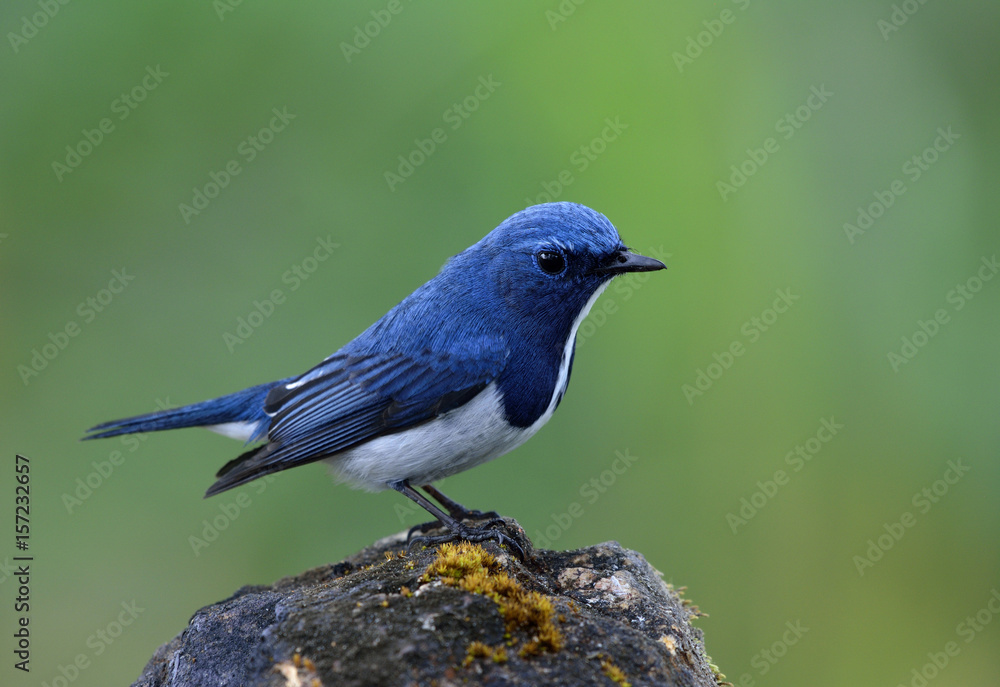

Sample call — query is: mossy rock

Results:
[133,520,720,686]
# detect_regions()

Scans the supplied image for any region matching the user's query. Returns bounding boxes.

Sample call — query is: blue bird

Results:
[84,202,665,555]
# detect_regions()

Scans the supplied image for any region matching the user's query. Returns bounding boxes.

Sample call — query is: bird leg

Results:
[405,484,502,539]
[420,484,500,522]
[389,480,526,560]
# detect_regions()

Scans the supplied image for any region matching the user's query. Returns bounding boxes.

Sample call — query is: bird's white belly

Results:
[326,382,538,491]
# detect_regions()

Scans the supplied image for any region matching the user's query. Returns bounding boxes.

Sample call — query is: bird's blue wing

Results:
[206,340,508,495]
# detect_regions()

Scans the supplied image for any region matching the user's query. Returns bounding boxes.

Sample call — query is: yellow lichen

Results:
[463,640,492,666]
[600,658,631,686]
[422,542,563,656]
[462,640,508,667]
[422,540,498,583]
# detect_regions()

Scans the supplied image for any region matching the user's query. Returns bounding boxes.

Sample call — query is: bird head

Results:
[462,202,665,334]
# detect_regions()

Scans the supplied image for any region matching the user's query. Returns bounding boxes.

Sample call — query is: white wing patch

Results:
[207,421,259,442]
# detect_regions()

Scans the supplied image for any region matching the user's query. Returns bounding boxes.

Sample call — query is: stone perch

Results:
[132,520,723,686]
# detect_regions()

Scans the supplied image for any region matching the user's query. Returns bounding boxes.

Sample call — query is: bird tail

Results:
[83,379,289,441]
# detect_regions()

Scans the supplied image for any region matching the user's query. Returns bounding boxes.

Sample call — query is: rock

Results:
[132,520,721,686]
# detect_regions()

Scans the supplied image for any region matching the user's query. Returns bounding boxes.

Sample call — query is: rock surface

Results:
[132,520,721,686]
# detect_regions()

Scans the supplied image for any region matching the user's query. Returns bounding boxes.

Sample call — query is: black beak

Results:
[592,249,667,275]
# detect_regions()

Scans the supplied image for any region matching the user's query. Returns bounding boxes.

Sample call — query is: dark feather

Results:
[205,346,506,496]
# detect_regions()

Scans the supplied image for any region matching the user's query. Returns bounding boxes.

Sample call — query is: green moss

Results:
[421,542,564,656]
[706,653,731,686]
[463,640,508,667]
[600,657,631,686]
[669,586,725,685]
[669,584,705,618]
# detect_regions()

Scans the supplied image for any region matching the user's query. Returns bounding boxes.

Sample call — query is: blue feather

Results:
[83,378,290,441]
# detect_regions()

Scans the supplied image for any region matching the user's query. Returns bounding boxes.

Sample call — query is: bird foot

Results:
[405,509,502,541]
[406,520,442,541]
[406,517,530,561]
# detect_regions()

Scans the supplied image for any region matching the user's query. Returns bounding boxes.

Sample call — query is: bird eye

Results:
[536,250,566,275]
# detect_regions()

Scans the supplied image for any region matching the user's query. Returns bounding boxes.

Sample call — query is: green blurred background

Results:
[2,1,998,685]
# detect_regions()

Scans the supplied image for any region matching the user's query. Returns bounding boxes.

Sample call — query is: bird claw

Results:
[406,520,442,542]
[406,518,529,561]
[405,509,502,543]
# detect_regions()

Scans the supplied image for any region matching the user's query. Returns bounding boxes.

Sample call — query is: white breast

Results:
[326,382,532,490]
